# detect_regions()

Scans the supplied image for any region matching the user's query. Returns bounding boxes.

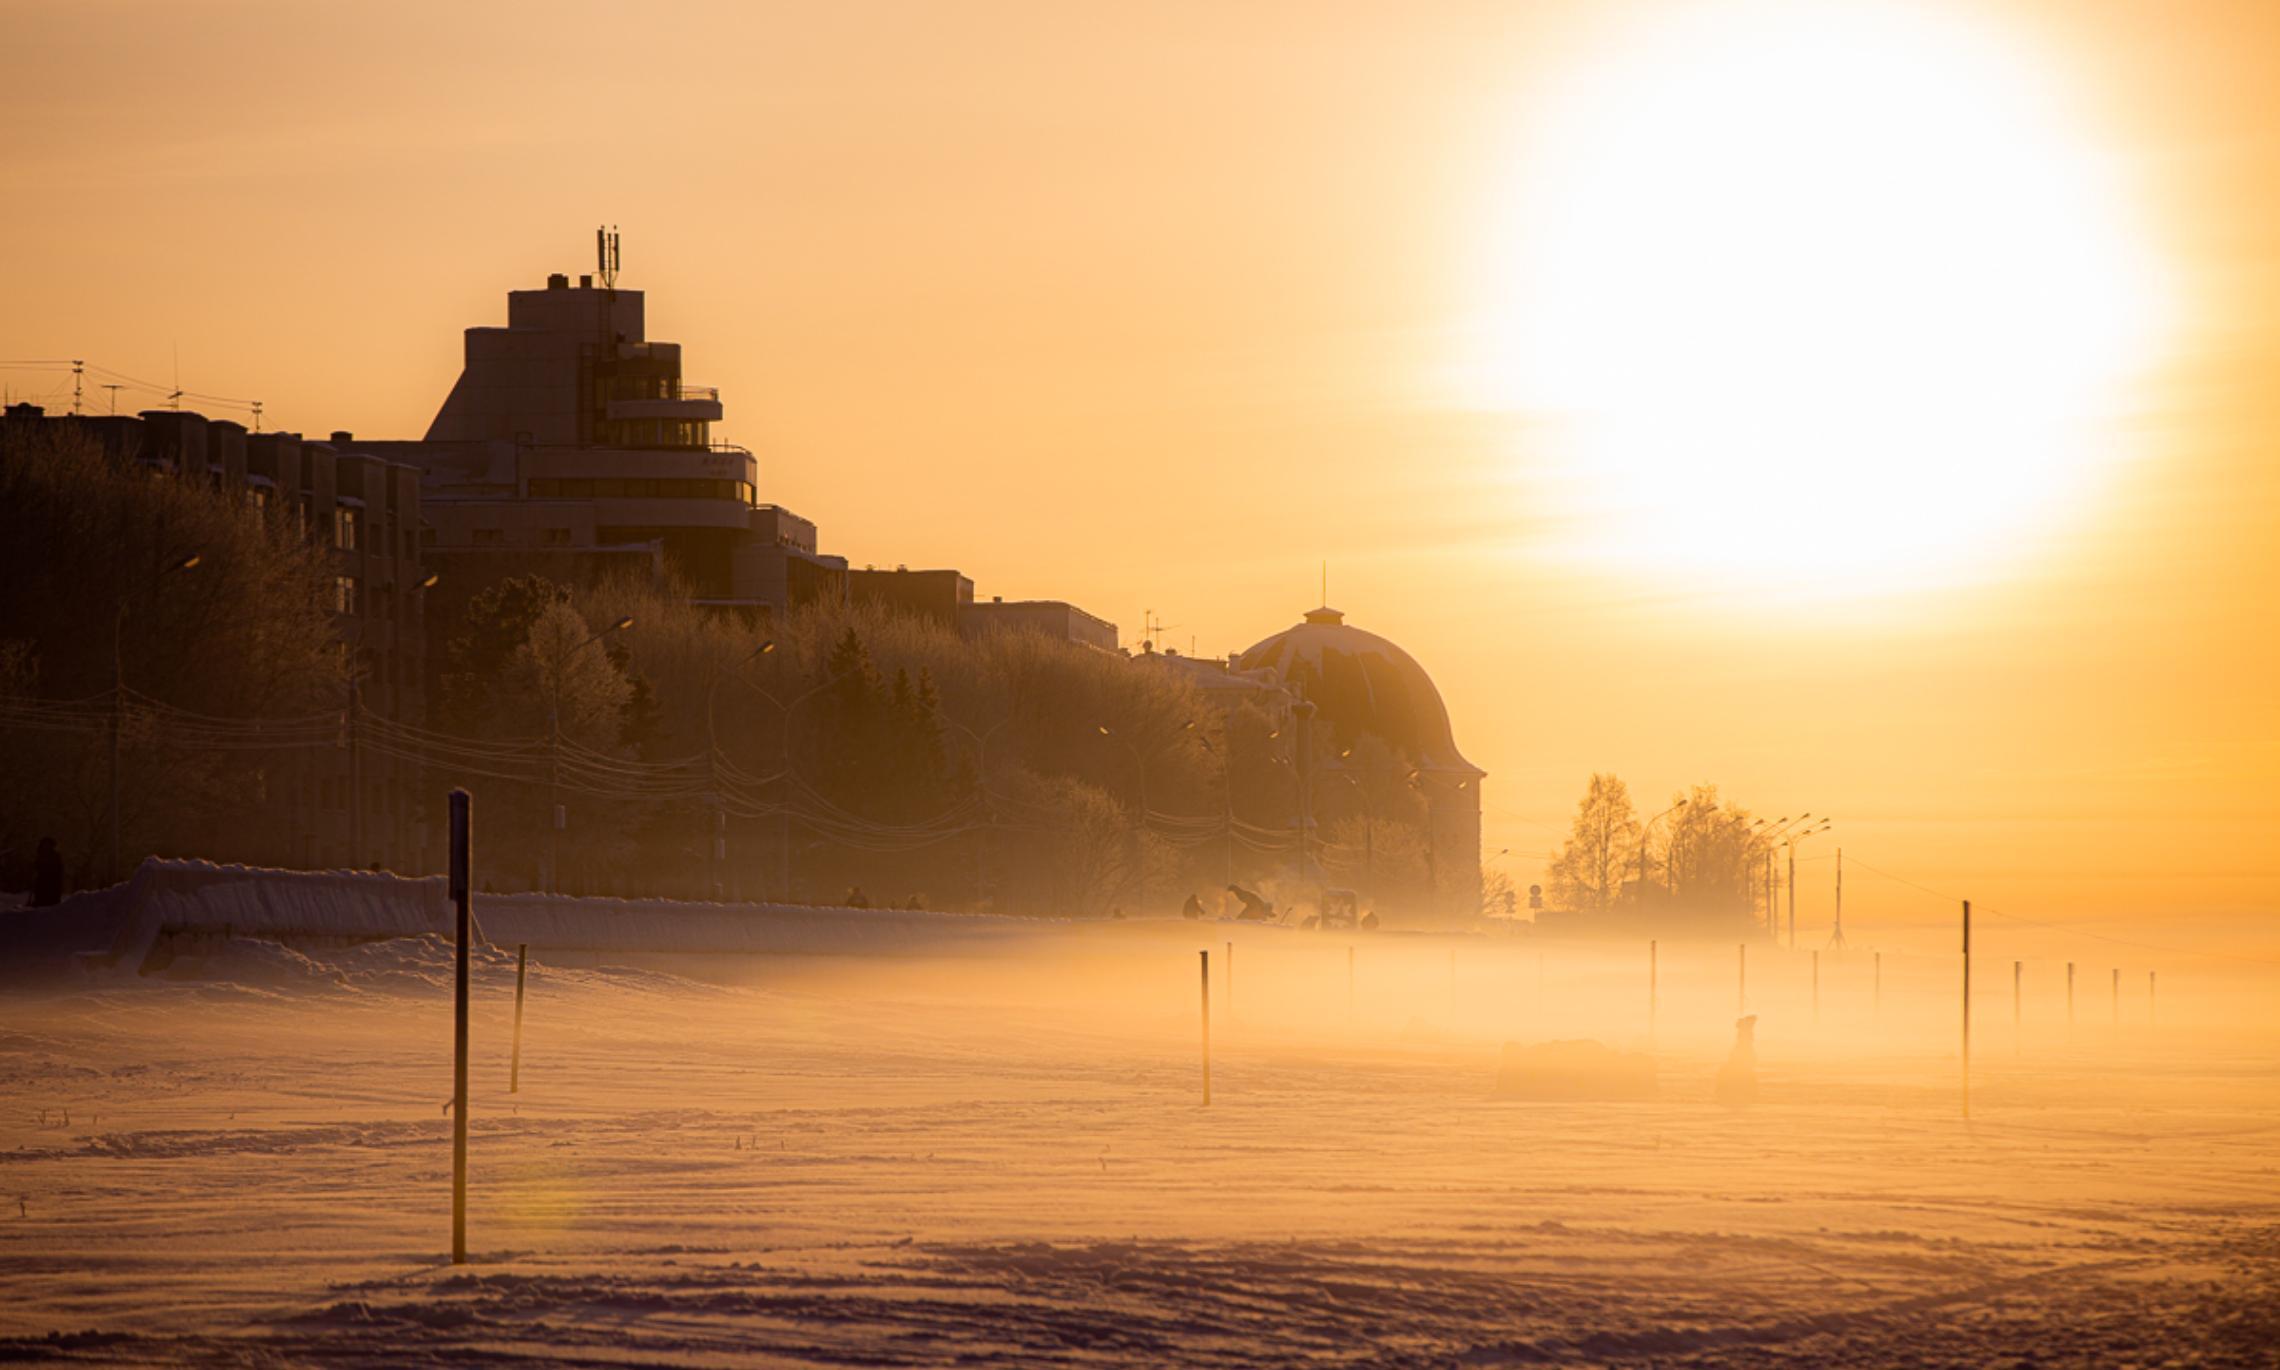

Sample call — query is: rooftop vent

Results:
[546,273,569,290]
[330,430,353,445]
[578,274,593,288]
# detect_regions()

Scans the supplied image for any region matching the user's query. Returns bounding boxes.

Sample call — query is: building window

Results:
[335,575,360,616]
[337,507,360,552]
[472,529,505,547]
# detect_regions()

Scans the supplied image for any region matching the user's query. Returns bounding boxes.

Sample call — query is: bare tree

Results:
[1547,773,1641,912]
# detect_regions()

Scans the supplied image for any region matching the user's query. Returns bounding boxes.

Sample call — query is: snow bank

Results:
[0,858,1080,984]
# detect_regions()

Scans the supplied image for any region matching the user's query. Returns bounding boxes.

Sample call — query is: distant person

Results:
[1225,884,1274,922]
[1715,1015,1758,1109]
[845,886,871,909]
[1181,892,1205,920]
[30,837,64,908]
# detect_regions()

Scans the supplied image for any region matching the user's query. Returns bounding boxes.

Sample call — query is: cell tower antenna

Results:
[598,224,620,289]
[71,360,84,415]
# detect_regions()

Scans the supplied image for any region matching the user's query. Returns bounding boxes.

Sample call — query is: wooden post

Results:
[1811,949,1820,1023]
[1737,942,1746,1014]
[1960,900,1971,1120]
[449,789,471,1265]
[509,943,528,1094]
[1199,949,1211,1107]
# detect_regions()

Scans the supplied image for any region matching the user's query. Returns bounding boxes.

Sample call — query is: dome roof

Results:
[1234,606,1481,776]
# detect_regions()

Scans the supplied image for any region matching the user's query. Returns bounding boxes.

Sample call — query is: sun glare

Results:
[1468,2,2169,598]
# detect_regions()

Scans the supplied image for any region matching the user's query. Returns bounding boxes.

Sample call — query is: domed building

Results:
[1234,606,1484,918]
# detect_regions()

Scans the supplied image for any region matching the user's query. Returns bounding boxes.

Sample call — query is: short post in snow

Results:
[509,943,528,1094]
[1960,900,1972,1120]
[1199,949,1212,1107]
[2013,959,2022,1053]
[449,788,472,1265]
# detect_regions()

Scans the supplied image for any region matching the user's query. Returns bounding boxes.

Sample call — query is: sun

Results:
[1464,1,2169,598]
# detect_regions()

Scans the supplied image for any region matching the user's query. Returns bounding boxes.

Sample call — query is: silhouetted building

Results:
[961,597,1118,651]
[365,269,846,615]
[848,567,973,627]
[1235,605,1485,919]
[0,404,429,873]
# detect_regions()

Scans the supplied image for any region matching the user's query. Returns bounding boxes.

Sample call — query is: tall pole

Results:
[110,605,124,885]
[546,695,561,895]
[449,789,472,1265]
[1199,949,1211,1106]
[1830,847,1845,949]
[509,943,528,1094]
[348,676,363,866]
[1961,900,1972,1120]
[1786,844,1796,949]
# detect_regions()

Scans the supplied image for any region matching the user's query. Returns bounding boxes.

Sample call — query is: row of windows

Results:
[527,476,754,503]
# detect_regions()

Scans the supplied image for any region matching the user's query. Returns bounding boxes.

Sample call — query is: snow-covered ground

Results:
[2,927,2275,1366]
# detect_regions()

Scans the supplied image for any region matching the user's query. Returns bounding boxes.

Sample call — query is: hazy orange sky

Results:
[5,0,2276,949]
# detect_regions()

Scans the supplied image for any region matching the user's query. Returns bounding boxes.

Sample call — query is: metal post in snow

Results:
[1199,949,1211,1107]
[510,944,528,1094]
[450,789,472,1265]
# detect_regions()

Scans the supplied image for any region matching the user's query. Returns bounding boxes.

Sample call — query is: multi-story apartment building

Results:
[0,403,429,873]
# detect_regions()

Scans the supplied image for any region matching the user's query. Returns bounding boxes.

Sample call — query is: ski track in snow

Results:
[0,939,2276,1367]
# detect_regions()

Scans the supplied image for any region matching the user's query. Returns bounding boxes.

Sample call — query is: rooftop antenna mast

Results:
[71,360,84,415]
[597,224,621,290]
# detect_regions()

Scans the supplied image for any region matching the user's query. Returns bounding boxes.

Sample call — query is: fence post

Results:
[1199,949,1211,1107]
[509,943,528,1094]
[449,789,472,1265]
[1961,900,1971,1120]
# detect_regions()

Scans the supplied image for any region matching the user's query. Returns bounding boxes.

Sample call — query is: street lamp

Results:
[110,550,202,884]
[1783,818,1832,949]
[1636,798,1688,904]
[545,614,633,894]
